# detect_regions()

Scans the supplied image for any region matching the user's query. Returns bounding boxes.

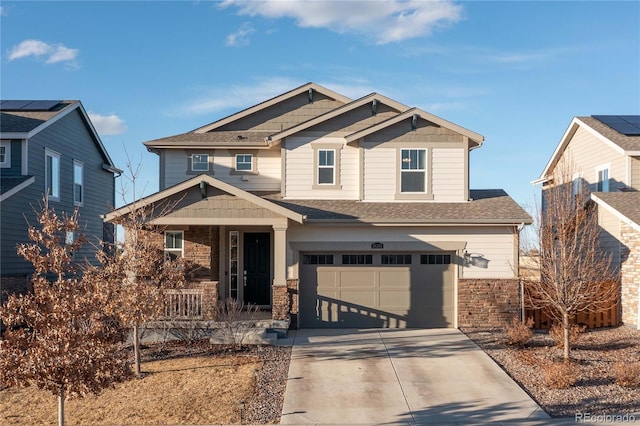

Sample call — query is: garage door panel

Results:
[379,268,411,287]
[379,290,411,307]
[338,270,378,288]
[340,290,377,306]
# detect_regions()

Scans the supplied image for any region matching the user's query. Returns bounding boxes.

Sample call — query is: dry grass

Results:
[504,316,534,346]
[613,361,640,388]
[1,353,261,425]
[542,361,578,389]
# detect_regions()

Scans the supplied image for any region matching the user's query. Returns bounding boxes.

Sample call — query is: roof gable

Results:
[591,192,640,233]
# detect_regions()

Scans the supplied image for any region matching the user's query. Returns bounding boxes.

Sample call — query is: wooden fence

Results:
[163,289,203,319]
[524,298,620,329]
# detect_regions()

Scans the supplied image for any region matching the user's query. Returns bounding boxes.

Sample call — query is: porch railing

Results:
[163,289,203,319]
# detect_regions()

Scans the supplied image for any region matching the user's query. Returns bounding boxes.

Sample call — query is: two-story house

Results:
[106,83,532,329]
[535,115,640,329]
[0,100,121,301]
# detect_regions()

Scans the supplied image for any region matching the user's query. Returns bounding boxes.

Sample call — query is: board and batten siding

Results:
[284,136,359,199]
[286,225,519,279]
[561,126,628,190]
[1,109,115,275]
[431,148,465,201]
[162,149,281,191]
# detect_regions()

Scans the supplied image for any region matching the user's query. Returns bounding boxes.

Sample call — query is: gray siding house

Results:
[107,83,532,329]
[0,100,120,300]
[536,115,640,329]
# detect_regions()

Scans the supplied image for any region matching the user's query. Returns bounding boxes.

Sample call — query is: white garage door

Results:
[299,252,455,328]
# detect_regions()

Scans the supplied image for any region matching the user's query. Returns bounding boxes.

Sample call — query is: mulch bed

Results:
[464,326,640,417]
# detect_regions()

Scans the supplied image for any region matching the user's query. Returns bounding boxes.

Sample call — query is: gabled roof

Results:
[0,100,120,174]
[194,82,352,134]
[535,115,640,184]
[344,107,484,147]
[590,192,640,233]
[0,175,35,203]
[263,189,531,224]
[103,174,305,224]
[266,92,410,142]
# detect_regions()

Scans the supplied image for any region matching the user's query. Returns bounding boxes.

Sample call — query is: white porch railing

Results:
[163,289,203,319]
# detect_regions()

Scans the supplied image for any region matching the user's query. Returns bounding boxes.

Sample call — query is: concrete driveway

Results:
[280,328,549,425]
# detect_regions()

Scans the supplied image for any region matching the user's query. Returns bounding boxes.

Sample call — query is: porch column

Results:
[272,222,289,321]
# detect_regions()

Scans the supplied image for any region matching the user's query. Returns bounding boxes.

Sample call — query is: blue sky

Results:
[1,1,639,215]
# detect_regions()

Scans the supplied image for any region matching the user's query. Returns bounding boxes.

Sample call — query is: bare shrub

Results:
[613,362,640,388]
[549,323,586,349]
[504,316,534,346]
[543,361,578,388]
[215,299,261,350]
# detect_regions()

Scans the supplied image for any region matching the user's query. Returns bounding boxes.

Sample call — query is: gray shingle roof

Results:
[0,101,76,133]
[260,189,532,224]
[592,191,640,226]
[144,130,272,148]
[580,116,640,152]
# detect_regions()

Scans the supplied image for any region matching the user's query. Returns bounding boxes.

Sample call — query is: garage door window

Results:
[303,254,334,265]
[421,254,451,265]
[342,254,373,265]
[381,254,412,264]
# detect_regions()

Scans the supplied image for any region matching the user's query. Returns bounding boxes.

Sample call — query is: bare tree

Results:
[526,161,618,360]
[0,199,131,426]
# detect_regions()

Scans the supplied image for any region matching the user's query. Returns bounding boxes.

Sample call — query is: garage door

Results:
[299,252,455,328]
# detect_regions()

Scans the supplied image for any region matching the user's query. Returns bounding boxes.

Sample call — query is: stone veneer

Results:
[458,279,521,328]
[190,280,219,320]
[183,226,219,281]
[620,223,640,328]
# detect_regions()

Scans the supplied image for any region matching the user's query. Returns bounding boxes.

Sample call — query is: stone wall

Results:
[620,223,640,328]
[272,285,289,321]
[190,280,219,320]
[458,279,521,328]
[184,226,219,281]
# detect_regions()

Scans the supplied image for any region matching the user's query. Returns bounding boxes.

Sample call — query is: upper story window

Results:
[400,149,426,193]
[572,173,583,196]
[164,231,184,261]
[0,141,10,168]
[318,149,335,185]
[235,154,253,171]
[595,165,610,192]
[45,149,60,201]
[73,160,84,206]
[191,154,209,172]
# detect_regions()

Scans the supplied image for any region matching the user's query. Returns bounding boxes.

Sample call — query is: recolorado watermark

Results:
[575,413,637,423]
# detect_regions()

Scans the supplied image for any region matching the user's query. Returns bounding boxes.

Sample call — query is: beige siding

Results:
[163,149,281,191]
[432,148,465,201]
[363,145,396,201]
[284,137,358,199]
[560,126,628,190]
[598,206,622,268]
[631,156,640,190]
[287,225,518,279]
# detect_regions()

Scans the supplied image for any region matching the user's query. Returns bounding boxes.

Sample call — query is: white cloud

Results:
[89,113,127,136]
[226,22,255,47]
[7,39,79,65]
[220,0,463,44]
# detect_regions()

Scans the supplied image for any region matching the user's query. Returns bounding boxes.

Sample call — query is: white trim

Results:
[590,193,640,233]
[235,153,253,172]
[22,140,28,175]
[0,141,11,168]
[191,153,210,172]
[45,148,61,201]
[164,230,184,260]
[317,148,336,185]
[0,176,35,202]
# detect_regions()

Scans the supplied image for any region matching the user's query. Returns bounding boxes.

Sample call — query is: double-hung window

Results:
[400,149,426,193]
[73,160,84,206]
[317,149,335,185]
[191,154,209,172]
[164,231,184,261]
[235,154,253,171]
[0,141,10,168]
[596,166,609,192]
[45,149,60,201]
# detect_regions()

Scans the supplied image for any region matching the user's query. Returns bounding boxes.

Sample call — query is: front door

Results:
[243,233,271,306]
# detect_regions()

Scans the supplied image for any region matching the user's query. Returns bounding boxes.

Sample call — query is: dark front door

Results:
[243,233,271,306]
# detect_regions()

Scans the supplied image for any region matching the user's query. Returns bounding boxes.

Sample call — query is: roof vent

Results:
[371,99,377,116]
[411,113,419,130]
[308,88,314,103]
[237,135,246,140]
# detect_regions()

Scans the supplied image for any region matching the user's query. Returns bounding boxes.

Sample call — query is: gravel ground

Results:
[463,326,640,418]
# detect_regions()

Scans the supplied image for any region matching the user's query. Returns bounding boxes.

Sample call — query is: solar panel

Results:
[593,115,640,136]
[21,100,62,111]
[0,100,31,110]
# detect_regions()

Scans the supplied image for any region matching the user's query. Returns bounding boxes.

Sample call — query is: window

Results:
[73,160,83,205]
[45,149,60,200]
[572,173,583,196]
[381,254,412,265]
[303,254,334,265]
[235,154,253,171]
[0,142,10,167]
[191,154,209,172]
[421,254,451,265]
[596,166,609,192]
[229,231,239,299]
[317,149,335,185]
[400,149,426,192]
[342,254,373,265]
[164,231,183,261]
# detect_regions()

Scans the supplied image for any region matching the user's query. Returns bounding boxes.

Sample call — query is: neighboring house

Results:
[106,83,532,329]
[535,115,640,329]
[0,100,121,300]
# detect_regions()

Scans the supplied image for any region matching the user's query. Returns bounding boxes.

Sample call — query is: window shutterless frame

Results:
[317,149,335,185]
[73,160,84,206]
[0,141,10,168]
[164,231,184,261]
[45,149,61,201]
